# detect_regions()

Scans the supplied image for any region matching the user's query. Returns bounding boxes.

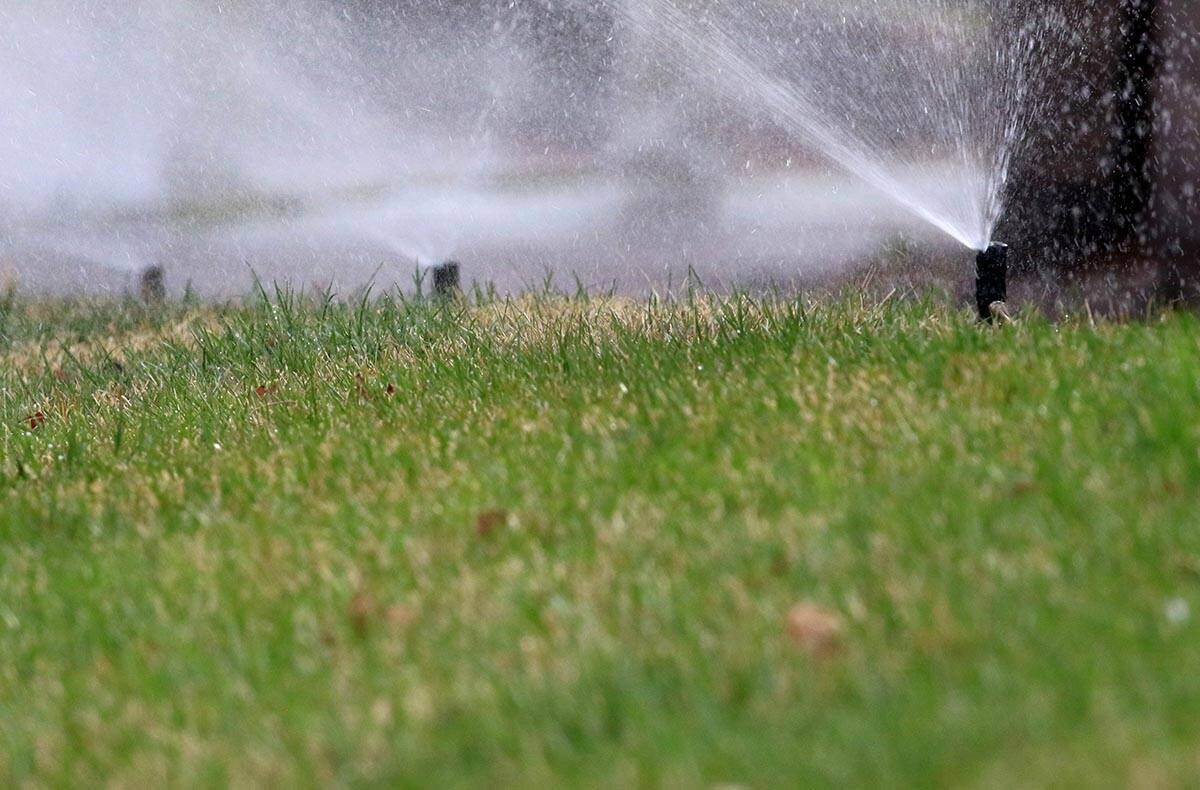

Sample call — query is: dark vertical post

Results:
[976,244,1009,322]
[1112,0,1159,245]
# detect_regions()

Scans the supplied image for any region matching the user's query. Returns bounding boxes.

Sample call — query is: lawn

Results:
[1,289,1198,786]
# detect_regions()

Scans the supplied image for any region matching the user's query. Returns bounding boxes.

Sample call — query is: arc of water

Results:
[623,0,1032,251]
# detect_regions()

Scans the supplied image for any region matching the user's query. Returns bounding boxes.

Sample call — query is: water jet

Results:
[975,243,1009,322]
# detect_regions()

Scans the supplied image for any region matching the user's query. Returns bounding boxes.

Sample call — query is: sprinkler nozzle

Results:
[431,260,461,298]
[139,265,166,303]
[975,243,1008,322]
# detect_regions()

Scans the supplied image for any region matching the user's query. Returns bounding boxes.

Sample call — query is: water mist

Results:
[616,0,1057,254]
[0,1,1066,299]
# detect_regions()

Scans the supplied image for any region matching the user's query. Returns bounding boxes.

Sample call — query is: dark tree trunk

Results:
[1113,0,1159,247]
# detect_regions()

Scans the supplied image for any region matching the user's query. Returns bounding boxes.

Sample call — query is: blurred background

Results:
[0,0,1194,307]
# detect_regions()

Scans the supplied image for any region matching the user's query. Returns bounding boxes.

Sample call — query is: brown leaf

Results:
[1012,479,1037,496]
[385,604,416,629]
[348,592,376,639]
[475,509,508,538]
[786,602,844,659]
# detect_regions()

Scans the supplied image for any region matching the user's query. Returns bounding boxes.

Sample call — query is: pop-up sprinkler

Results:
[975,243,1008,322]
[430,260,461,298]
[139,265,166,303]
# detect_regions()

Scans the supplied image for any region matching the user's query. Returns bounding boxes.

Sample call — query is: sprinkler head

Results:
[431,260,461,298]
[139,265,166,303]
[975,243,1008,322]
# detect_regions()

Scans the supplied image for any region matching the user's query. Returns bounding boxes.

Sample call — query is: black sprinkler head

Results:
[975,243,1008,322]
[139,265,166,303]
[431,260,461,298]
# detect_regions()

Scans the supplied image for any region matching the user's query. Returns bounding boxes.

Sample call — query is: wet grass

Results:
[1,290,1199,786]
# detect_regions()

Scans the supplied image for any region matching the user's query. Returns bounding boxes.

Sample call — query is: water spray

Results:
[975,243,1008,322]
[430,260,461,298]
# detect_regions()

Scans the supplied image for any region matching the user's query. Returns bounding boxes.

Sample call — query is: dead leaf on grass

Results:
[475,509,508,538]
[349,591,376,639]
[786,602,844,659]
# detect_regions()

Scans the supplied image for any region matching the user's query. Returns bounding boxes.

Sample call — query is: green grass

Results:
[1,290,1199,786]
